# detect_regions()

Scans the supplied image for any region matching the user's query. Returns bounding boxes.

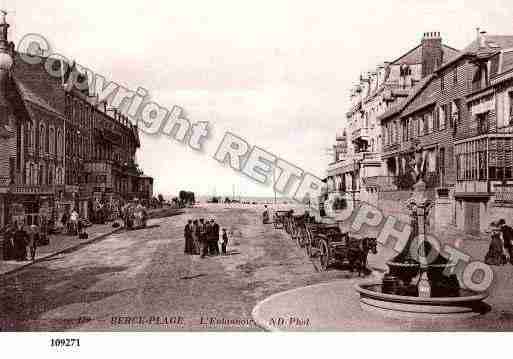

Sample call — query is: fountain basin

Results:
[387,262,458,287]
[355,282,489,319]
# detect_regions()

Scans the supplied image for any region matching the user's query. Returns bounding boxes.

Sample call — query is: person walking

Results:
[211,218,220,255]
[221,228,228,255]
[498,219,513,264]
[27,224,39,262]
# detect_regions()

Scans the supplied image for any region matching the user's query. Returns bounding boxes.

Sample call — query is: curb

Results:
[0,226,123,278]
[251,269,384,332]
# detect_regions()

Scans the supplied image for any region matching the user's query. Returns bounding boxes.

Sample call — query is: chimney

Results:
[477,28,487,49]
[421,31,443,78]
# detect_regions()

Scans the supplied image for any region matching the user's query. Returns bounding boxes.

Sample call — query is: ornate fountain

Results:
[355,179,489,319]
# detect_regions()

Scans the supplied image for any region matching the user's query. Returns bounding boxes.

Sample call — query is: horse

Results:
[347,237,378,276]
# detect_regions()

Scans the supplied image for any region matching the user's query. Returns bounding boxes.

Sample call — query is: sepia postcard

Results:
[1,1,513,352]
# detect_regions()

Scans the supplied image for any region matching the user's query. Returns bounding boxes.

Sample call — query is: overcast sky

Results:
[4,0,513,198]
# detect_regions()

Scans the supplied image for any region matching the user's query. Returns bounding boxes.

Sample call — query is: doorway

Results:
[464,200,481,234]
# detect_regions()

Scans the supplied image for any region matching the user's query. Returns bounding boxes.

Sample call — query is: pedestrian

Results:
[2,222,15,260]
[485,221,507,265]
[184,220,193,254]
[199,218,208,258]
[191,219,200,255]
[70,209,79,236]
[205,219,214,255]
[211,218,220,255]
[13,222,28,261]
[27,224,39,261]
[61,211,68,234]
[498,218,513,264]
[221,228,228,255]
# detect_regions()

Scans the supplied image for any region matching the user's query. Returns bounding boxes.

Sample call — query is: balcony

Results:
[0,176,10,187]
[10,185,55,195]
[455,181,489,195]
[363,176,397,191]
[351,128,371,143]
[361,152,380,162]
[383,142,400,154]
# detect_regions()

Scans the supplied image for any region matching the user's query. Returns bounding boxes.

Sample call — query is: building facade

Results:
[0,17,153,228]
[378,31,513,233]
[326,32,459,204]
[454,35,513,233]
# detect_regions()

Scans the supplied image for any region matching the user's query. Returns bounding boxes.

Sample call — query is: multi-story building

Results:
[453,33,513,233]
[378,30,513,233]
[326,32,459,204]
[0,16,153,228]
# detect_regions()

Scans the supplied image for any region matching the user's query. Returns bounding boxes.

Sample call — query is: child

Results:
[221,228,228,255]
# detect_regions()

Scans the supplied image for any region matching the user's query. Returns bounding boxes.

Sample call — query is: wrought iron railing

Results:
[493,184,513,203]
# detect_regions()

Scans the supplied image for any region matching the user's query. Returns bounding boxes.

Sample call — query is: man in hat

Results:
[199,218,208,258]
[210,218,220,255]
[184,220,193,254]
[498,219,513,264]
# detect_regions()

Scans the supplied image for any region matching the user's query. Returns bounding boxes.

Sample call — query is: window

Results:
[441,74,445,92]
[444,103,452,128]
[426,113,433,133]
[438,147,446,186]
[56,129,62,157]
[402,120,408,141]
[49,127,55,154]
[39,124,46,154]
[433,107,439,130]
[453,67,458,85]
[456,138,513,181]
[509,92,513,126]
[48,164,54,185]
[477,112,489,134]
[26,123,32,148]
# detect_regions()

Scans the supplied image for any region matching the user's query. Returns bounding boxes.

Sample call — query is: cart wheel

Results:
[319,240,330,271]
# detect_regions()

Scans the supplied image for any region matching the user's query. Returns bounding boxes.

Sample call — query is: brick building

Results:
[453,33,513,233]
[326,32,458,205]
[378,30,513,233]
[0,17,153,228]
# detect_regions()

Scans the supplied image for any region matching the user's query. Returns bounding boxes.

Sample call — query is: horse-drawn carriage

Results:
[303,222,377,273]
[289,213,315,248]
[273,210,292,229]
[124,203,148,230]
[269,208,378,274]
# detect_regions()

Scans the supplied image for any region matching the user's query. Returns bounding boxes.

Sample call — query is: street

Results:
[0,205,356,331]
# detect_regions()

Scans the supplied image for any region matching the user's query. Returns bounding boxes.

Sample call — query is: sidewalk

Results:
[252,225,513,331]
[0,222,122,276]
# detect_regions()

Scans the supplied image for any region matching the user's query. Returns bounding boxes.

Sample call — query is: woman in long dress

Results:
[191,220,200,255]
[485,221,507,266]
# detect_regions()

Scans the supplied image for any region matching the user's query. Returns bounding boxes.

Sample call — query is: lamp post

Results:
[406,179,433,297]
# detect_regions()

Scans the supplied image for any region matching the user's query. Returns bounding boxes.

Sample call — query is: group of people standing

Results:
[486,218,513,266]
[2,221,46,262]
[184,218,229,258]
